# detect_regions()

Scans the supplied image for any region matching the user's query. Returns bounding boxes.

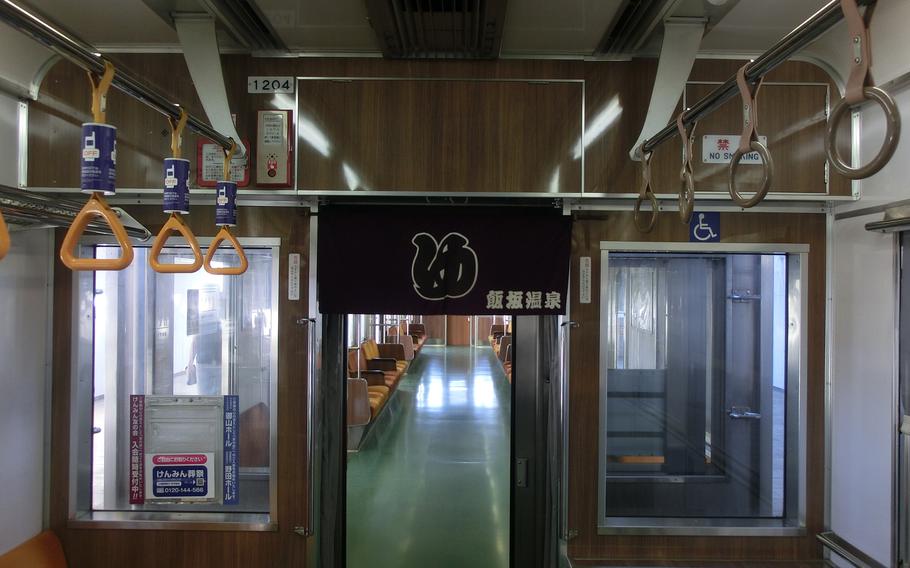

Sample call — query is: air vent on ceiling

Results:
[365,0,508,59]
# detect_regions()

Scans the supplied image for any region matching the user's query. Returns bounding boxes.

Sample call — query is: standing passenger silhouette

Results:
[187,285,222,395]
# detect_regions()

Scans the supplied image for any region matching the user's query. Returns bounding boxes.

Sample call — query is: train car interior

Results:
[0,0,909,566]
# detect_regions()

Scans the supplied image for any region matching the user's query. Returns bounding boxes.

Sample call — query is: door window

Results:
[599,247,805,532]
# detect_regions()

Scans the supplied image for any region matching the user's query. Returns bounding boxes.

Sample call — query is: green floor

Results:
[346,345,511,568]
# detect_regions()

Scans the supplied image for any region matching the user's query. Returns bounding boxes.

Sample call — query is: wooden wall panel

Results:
[50,207,312,568]
[684,83,829,194]
[446,315,472,346]
[566,212,827,564]
[296,79,582,192]
[422,314,447,341]
[27,56,849,197]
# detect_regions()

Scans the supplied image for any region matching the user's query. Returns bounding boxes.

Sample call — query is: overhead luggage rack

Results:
[0,184,150,240]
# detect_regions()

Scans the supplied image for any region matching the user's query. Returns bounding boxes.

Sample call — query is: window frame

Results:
[68,235,281,531]
[597,241,809,536]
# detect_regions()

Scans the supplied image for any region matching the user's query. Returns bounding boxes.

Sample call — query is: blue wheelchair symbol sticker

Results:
[689,212,720,242]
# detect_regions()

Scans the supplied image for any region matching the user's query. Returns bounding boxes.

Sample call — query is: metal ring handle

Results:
[825,86,901,180]
[60,192,134,271]
[149,213,203,273]
[0,212,9,261]
[728,141,774,208]
[204,225,248,276]
[679,167,695,224]
[633,190,659,233]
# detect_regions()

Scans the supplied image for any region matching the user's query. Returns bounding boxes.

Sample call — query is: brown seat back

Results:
[498,335,512,362]
[409,323,427,337]
[347,378,371,427]
[0,531,67,568]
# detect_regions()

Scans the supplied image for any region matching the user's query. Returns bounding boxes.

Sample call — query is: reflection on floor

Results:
[347,346,511,568]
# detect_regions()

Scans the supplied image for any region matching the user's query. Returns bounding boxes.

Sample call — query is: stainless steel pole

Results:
[641,0,875,154]
[0,0,235,151]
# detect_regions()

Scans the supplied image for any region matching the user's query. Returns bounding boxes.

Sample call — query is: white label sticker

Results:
[579,256,592,304]
[702,135,769,164]
[247,76,295,94]
[288,253,301,301]
[201,143,247,183]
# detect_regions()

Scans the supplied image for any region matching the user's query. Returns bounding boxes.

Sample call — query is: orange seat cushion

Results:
[0,531,67,568]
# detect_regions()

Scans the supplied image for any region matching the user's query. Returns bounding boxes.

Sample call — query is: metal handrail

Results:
[640,0,876,155]
[0,184,150,240]
[0,0,236,153]
[817,531,887,568]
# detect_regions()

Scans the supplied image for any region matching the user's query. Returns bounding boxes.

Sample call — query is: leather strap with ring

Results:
[633,147,659,233]
[676,113,696,224]
[204,140,248,276]
[150,109,204,274]
[728,65,773,208]
[61,61,134,271]
[825,0,900,179]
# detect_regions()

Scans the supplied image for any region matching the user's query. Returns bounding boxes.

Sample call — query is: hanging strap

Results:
[223,139,237,181]
[168,108,189,159]
[633,147,659,233]
[676,113,696,224]
[735,65,763,154]
[87,61,115,124]
[62,61,134,271]
[841,0,875,105]
[150,213,203,274]
[60,193,135,271]
[204,225,249,276]
[204,138,247,275]
[824,0,900,180]
[150,109,203,273]
[0,212,9,261]
[727,64,774,208]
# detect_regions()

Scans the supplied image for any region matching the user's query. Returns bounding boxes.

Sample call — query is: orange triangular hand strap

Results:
[204,226,248,275]
[150,213,203,273]
[60,192,134,271]
[0,211,9,261]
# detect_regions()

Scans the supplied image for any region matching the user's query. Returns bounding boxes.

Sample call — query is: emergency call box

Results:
[255,109,293,188]
[143,397,225,503]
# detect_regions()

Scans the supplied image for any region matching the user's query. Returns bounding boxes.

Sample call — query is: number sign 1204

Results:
[247,77,295,94]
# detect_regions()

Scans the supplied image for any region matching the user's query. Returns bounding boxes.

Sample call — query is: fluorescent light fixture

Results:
[572,96,622,160]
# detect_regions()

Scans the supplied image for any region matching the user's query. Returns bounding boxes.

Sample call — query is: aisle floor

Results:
[346,345,511,568]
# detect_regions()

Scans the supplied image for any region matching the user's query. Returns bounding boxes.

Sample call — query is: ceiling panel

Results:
[253,0,377,52]
[22,0,178,47]
[700,0,830,53]
[500,0,623,56]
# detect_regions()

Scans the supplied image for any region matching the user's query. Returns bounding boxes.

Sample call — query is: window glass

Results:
[603,253,789,519]
[89,245,276,514]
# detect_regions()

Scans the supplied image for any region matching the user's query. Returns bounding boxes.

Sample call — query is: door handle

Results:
[728,406,761,420]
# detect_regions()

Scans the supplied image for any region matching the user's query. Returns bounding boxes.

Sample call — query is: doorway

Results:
[344,314,512,566]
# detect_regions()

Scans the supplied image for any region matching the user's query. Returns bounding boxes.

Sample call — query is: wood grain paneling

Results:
[566,212,827,564]
[28,56,850,196]
[50,206,312,568]
[684,83,829,194]
[446,315,472,346]
[296,79,582,192]
[422,314,447,340]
